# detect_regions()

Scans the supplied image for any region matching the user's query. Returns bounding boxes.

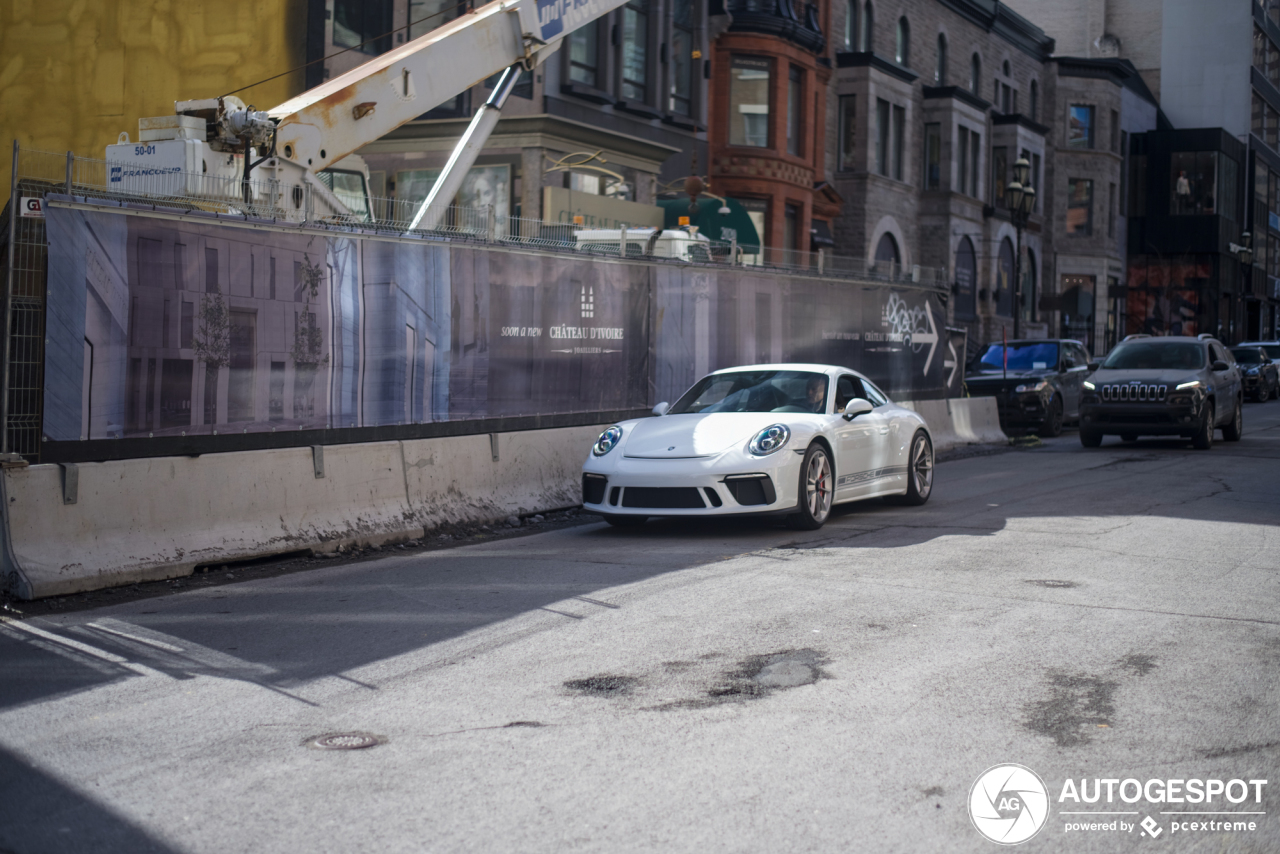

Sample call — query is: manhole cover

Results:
[304,732,384,750]
[1026,579,1078,588]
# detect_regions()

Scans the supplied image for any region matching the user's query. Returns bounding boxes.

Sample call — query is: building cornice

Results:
[992,112,1050,136]
[922,85,992,112]
[835,51,920,83]
[935,0,1055,60]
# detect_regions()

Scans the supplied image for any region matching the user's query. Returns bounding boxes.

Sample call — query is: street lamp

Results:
[1004,156,1037,339]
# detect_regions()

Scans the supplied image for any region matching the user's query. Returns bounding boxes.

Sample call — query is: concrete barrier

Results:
[899,397,1007,453]
[0,424,605,600]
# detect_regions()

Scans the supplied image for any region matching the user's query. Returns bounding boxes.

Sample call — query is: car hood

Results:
[1089,369,1205,385]
[622,412,817,458]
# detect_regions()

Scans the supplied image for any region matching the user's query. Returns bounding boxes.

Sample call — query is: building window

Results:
[876,99,890,176]
[970,53,980,95]
[1110,110,1120,153]
[844,0,857,50]
[409,0,460,39]
[1129,153,1147,217]
[1069,105,1095,149]
[839,95,857,171]
[1255,25,1280,89]
[784,204,801,251]
[1120,131,1129,214]
[895,17,910,65]
[729,56,771,147]
[1171,151,1219,215]
[954,236,976,317]
[924,122,941,190]
[969,129,979,196]
[1029,80,1038,121]
[992,146,1007,205]
[334,0,393,54]
[958,127,969,194]
[892,104,905,179]
[1031,151,1042,211]
[787,66,803,156]
[621,0,650,103]
[935,34,947,84]
[875,233,900,269]
[569,23,600,87]
[1002,59,1010,76]
[1220,155,1239,222]
[1067,178,1094,236]
[1108,182,1117,238]
[862,1,874,52]
[669,0,694,115]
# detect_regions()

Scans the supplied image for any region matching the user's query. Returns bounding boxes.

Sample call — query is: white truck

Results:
[106,0,629,227]
[574,227,715,263]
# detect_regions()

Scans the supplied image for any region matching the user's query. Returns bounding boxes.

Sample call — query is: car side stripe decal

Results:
[836,465,909,487]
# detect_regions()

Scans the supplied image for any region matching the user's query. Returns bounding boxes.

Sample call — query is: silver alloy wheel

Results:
[912,435,934,499]
[805,450,833,522]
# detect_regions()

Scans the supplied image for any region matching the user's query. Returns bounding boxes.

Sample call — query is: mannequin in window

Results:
[1176,170,1191,213]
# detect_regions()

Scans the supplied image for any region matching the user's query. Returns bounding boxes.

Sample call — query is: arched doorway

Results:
[996,237,1014,317]
[873,232,900,277]
[954,236,976,318]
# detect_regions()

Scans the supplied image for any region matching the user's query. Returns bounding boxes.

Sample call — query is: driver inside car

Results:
[805,376,827,413]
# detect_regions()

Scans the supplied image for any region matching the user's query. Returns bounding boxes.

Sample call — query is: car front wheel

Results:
[1192,403,1214,450]
[787,443,833,530]
[1223,397,1243,442]
[1038,395,1064,438]
[898,430,934,506]
[1080,429,1103,448]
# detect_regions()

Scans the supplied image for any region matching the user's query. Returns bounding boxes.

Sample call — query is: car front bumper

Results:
[1080,401,1202,435]
[582,450,802,517]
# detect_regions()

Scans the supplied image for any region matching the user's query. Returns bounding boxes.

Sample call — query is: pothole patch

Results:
[708,649,828,700]
[564,675,639,696]
[304,731,385,751]
[1026,579,1078,588]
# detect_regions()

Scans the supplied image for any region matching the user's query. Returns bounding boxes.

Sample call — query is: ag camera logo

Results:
[969,764,1050,845]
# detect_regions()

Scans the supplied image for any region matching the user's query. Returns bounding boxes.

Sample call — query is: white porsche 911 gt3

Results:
[581,364,934,529]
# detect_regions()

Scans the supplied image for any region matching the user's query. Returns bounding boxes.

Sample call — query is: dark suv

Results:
[1079,334,1243,449]
[965,339,1093,437]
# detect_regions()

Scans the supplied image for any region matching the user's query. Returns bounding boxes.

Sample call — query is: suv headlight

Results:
[592,425,623,456]
[748,424,790,456]
[1083,380,1096,391]
[1175,380,1203,391]
[1015,380,1049,393]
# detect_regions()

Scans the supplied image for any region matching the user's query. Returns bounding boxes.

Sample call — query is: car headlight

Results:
[1083,380,1096,391]
[592,425,623,456]
[1175,380,1203,391]
[1015,380,1049,393]
[748,424,790,456]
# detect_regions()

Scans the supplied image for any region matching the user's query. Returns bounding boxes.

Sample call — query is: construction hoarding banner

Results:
[42,203,958,454]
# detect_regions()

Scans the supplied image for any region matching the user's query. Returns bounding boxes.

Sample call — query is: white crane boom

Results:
[107,0,627,222]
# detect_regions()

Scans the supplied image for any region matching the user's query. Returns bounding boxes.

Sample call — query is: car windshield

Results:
[1231,348,1264,364]
[1101,341,1206,370]
[976,342,1059,371]
[669,370,830,414]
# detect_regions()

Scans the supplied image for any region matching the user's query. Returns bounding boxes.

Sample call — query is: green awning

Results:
[658,197,761,248]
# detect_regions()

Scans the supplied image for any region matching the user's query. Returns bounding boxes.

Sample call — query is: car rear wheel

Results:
[1080,429,1103,448]
[787,443,833,530]
[1038,395,1064,438]
[602,514,647,527]
[1192,403,1214,450]
[1223,397,1243,442]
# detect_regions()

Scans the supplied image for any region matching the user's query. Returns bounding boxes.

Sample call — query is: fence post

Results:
[619,226,627,258]
[486,204,496,242]
[730,237,737,265]
[65,150,73,196]
[817,247,825,276]
[3,140,18,453]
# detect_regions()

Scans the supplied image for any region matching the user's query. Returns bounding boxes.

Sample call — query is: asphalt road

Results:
[2,401,1279,854]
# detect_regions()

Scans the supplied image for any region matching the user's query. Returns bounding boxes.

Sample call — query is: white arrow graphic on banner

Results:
[919,303,939,376]
[944,339,959,387]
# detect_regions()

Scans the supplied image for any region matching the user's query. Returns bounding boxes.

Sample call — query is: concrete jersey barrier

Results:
[0,400,1004,600]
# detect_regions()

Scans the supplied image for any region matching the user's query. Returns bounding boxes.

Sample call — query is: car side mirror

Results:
[1212,360,1230,372]
[1087,361,1100,371]
[843,398,874,421]
[652,401,669,416]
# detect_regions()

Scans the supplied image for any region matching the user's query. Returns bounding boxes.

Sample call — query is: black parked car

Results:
[1079,334,1243,449]
[1230,346,1279,401]
[965,339,1093,437]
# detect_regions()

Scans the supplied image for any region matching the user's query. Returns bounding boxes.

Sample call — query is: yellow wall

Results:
[0,0,308,194]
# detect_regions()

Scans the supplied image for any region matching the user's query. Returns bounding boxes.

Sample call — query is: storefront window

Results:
[1069,105,1094,149]
[1170,151,1218,215]
[729,56,771,147]
[335,0,393,53]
